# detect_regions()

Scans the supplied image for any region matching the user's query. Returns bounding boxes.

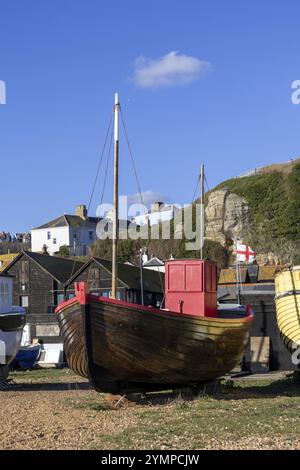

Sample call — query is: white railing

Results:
[236,160,296,179]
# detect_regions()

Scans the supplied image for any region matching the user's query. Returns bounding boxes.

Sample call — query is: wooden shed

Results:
[64,256,164,308]
[3,251,84,343]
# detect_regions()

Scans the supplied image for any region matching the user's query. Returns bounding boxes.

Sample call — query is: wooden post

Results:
[112,93,119,299]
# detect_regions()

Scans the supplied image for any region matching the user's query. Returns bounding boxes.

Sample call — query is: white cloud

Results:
[132,51,211,88]
[127,190,171,207]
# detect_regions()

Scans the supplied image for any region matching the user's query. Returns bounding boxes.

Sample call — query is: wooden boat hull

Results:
[57,295,253,394]
[275,267,300,363]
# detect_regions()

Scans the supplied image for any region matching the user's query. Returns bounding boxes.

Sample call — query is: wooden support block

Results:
[250,336,270,372]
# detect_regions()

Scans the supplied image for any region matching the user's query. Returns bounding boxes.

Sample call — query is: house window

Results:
[88,231,93,241]
[47,231,51,240]
[53,238,57,245]
[20,295,29,307]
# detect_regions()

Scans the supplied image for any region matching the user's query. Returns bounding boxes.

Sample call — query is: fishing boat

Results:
[56,94,254,395]
[275,266,300,365]
[0,273,26,379]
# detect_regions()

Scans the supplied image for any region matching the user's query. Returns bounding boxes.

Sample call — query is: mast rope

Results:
[86,128,114,285]
[87,112,113,213]
[191,174,200,205]
[100,129,114,206]
[69,111,114,282]
[203,174,218,244]
[120,107,145,207]
[120,107,166,302]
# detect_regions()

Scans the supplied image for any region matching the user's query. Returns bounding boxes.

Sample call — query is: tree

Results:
[58,245,70,256]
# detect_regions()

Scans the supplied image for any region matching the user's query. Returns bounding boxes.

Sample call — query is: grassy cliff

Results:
[215,161,300,262]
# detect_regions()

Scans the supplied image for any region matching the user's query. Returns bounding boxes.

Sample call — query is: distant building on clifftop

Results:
[31,205,100,256]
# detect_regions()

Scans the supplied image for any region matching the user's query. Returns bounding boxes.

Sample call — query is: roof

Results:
[33,214,100,230]
[218,267,249,284]
[218,265,284,285]
[67,256,164,294]
[218,269,236,284]
[0,253,19,271]
[3,251,84,284]
[143,257,164,267]
[257,265,283,282]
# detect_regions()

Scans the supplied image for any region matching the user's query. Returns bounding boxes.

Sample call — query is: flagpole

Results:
[235,239,241,304]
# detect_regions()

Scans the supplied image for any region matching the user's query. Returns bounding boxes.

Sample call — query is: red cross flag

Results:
[235,242,255,263]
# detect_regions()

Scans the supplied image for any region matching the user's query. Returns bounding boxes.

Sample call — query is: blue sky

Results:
[1,0,300,232]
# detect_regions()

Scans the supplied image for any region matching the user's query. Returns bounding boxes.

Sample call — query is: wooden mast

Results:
[200,164,205,259]
[112,93,119,299]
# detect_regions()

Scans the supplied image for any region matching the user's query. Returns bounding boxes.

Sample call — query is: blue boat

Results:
[14,344,41,369]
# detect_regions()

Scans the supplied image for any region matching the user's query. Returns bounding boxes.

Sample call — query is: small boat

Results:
[275,266,300,363]
[14,344,41,370]
[0,273,26,378]
[56,94,253,394]
[57,276,253,394]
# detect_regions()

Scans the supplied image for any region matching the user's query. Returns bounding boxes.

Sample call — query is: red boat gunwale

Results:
[55,282,253,323]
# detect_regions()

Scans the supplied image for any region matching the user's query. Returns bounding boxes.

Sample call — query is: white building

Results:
[133,202,179,227]
[143,256,165,273]
[31,205,100,256]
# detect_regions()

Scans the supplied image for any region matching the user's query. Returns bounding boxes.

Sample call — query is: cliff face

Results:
[203,159,300,265]
[205,189,250,245]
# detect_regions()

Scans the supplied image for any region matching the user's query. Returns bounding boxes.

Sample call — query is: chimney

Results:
[151,201,164,213]
[76,204,87,219]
